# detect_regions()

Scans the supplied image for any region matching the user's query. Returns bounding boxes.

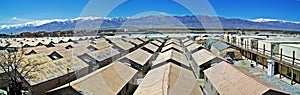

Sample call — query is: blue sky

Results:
[0,0,299,25]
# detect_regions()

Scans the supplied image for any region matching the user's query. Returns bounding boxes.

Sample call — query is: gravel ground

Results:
[234,60,300,95]
[259,75,300,94]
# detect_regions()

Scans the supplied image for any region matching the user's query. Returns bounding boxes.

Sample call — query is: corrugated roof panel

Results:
[211,41,230,51]
[204,62,289,95]
[134,63,202,95]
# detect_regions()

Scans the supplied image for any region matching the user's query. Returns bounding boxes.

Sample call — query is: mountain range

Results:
[1,15,300,34]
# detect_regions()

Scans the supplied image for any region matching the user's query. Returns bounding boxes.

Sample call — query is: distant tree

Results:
[271,31,275,34]
[0,48,43,95]
[65,30,74,36]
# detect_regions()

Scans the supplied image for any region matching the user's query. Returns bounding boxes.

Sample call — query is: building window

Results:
[48,52,63,60]
[26,50,37,55]
[58,40,65,43]
[83,57,91,63]
[68,39,73,42]
[36,42,43,46]
[78,54,98,64]
[87,45,98,51]
[131,63,142,70]
[53,55,59,59]
[65,45,74,49]
[45,43,55,48]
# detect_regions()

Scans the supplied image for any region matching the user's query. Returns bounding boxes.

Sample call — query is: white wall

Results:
[258,40,272,53]
[280,44,300,59]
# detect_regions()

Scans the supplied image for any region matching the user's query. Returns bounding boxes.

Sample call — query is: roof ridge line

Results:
[162,64,171,95]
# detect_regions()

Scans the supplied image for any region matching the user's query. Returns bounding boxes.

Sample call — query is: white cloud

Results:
[11,17,32,22]
[12,17,17,20]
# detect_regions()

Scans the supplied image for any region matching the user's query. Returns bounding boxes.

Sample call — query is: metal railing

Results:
[223,39,299,66]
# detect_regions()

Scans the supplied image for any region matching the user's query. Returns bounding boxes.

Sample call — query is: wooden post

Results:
[291,51,295,85]
[262,57,264,69]
[293,51,295,67]
[250,53,252,63]
[280,48,283,61]
[247,40,249,49]
[271,45,273,58]
[246,40,248,49]
[256,55,258,66]
[256,45,258,52]
[279,48,282,78]
[244,41,246,49]
[263,44,265,55]
[67,68,71,86]
[291,68,294,85]
[251,40,253,50]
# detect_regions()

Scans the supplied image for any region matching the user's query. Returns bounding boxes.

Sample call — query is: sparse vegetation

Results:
[0,48,43,95]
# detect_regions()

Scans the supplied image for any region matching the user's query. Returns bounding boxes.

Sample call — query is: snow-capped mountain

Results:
[250,18,300,24]
[1,15,300,34]
[0,17,105,30]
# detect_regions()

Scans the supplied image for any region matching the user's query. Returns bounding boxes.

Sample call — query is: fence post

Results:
[291,51,295,85]
[251,40,253,50]
[263,44,265,55]
[244,41,246,49]
[256,43,258,52]
[293,51,295,66]
[271,45,273,58]
[279,48,282,78]
[247,40,249,49]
